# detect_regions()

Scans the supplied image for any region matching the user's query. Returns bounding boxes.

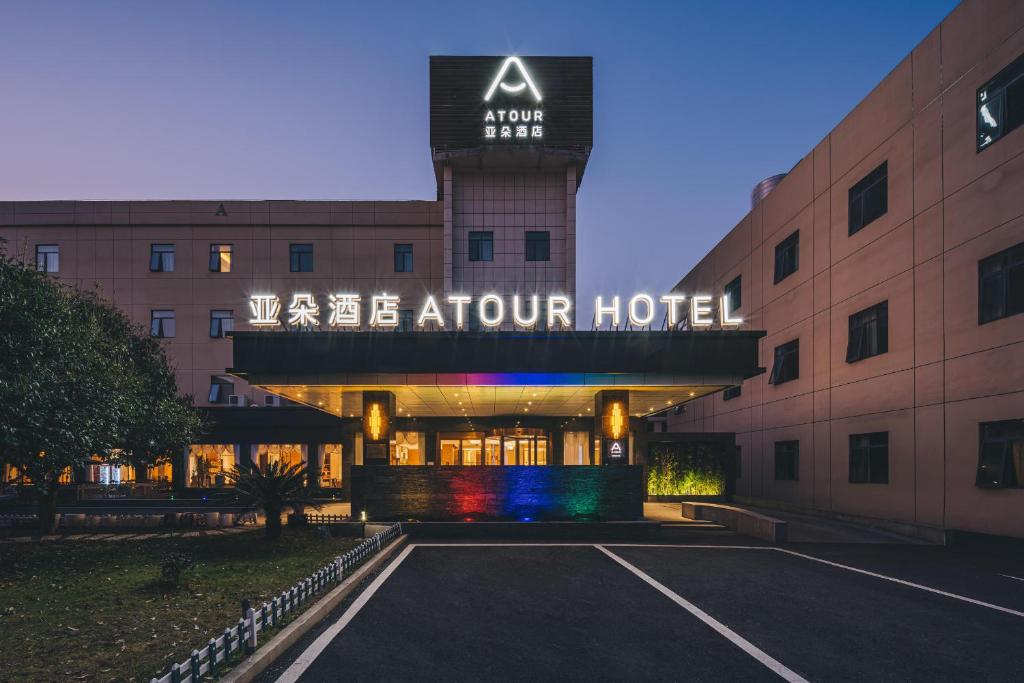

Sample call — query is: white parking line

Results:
[604,544,1024,619]
[276,544,415,683]
[1000,574,1024,583]
[595,545,808,683]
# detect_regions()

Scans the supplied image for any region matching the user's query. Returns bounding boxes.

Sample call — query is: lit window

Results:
[849,432,888,484]
[724,275,741,312]
[394,244,413,272]
[35,245,59,273]
[150,310,175,338]
[525,231,550,261]
[210,310,234,338]
[150,244,175,272]
[209,244,233,273]
[977,52,1024,151]
[774,230,799,284]
[769,339,799,385]
[208,376,234,404]
[848,162,888,236]
[774,441,799,481]
[976,419,1024,489]
[979,242,1024,325]
[469,231,494,262]
[290,244,313,272]
[846,301,888,363]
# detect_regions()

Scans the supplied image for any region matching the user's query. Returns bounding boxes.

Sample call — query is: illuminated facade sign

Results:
[482,56,544,142]
[247,292,743,330]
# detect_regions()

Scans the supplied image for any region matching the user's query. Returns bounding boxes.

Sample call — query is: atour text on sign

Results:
[247,293,743,330]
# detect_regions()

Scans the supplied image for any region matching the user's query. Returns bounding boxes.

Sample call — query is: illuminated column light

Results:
[627,294,655,327]
[595,296,621,328]
[691,295,714,328]
[447,295,471,330]
[610,402,624,439]
[368,404,383,440]
[547,295,572,329]
[479,294,504,327]
[417,295,444,328]
[659,294,687,327]
[720,295,743,327]
[369,293,399,328]
[512,295,539,328]
[248,294,281,326]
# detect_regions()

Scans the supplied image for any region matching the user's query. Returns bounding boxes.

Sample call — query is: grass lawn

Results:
[0,528,361,682]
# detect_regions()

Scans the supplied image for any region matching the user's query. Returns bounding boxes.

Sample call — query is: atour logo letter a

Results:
[484,57,542,102]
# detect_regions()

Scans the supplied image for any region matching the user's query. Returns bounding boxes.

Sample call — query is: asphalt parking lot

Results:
[265,541,1024,682]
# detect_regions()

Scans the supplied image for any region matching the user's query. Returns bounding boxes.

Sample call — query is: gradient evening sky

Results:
[0,1,957,323]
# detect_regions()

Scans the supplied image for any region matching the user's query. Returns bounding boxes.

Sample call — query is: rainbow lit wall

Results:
[351,466,644,521]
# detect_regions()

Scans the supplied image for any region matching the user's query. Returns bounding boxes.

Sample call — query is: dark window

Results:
[849,432,889,484]
[150,310,175,338]
[976,419,1024,489]
[150,244,175,272]
[208,376,234,404]
[724,276,742,312]
[774,441,799,481]
[977,52,1024,151]
[209,244,233,273]
[35,245,59,273]
[848,162,888,236]
[289,244,313,272]
[394,244,413,272]
[847,301,889,363]
[525,231,550,261]
[398,309,415,332]
[774,230,799,284]
[723,386,742,401]
[468,231,494,262]
[210,310,233,338]
[979,242,1024,324]
[769,339,799,385]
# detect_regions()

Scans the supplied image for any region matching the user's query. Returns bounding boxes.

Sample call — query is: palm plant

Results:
[226,460,320,539]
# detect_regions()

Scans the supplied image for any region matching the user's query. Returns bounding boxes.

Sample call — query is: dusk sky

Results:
[1,1,958,322]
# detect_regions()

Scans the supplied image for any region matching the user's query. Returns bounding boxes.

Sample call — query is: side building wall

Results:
[667,0,1024,538]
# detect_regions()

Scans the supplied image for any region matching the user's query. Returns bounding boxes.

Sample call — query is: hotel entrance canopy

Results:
[228,330,765,419]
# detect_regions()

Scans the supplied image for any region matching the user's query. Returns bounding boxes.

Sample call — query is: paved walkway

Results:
[0,525,258,543]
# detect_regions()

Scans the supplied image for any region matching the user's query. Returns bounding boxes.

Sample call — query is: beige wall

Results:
[667,0,1024,538]
[0,200,444,407]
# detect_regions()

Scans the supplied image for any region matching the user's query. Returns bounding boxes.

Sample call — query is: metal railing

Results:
[150,522,403,683]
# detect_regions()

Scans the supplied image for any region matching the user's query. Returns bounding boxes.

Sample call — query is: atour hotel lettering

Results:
[248,293,742,330]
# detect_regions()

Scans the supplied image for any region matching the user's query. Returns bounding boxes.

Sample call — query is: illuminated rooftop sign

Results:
[247,292,742,330]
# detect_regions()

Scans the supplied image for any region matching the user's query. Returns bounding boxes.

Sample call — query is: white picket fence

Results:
[150,523,403,683]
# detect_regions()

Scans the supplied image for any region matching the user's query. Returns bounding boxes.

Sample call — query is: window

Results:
[769,339,799,385]
[774,230,799,284]
[469,231,494,262]
[723,386,742,401]
[35,244,59,273]
[208,376,234,404]
[209,244,232,272]
[848,162,888,236]
[150,244,175,272]
[210,310,233,338]
[849,432,889,484]
[724,275,741,312]
[979,242,1024,324]
[289,244,313,272]
[150,310,175,338]
[525,231,550,261]
[394,244,413,272]
[977,52,1024,151]
[977,420,1024,488]
[846,301,889,363]
[398,309,414,332]
[774,441,799,481]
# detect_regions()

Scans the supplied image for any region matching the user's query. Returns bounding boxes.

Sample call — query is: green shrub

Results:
[647,443,726,496]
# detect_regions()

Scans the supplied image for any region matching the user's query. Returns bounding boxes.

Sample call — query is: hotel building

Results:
[665,0,1024,539]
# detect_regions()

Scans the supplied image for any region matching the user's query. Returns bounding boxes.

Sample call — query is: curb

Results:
[221,534,409,683]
